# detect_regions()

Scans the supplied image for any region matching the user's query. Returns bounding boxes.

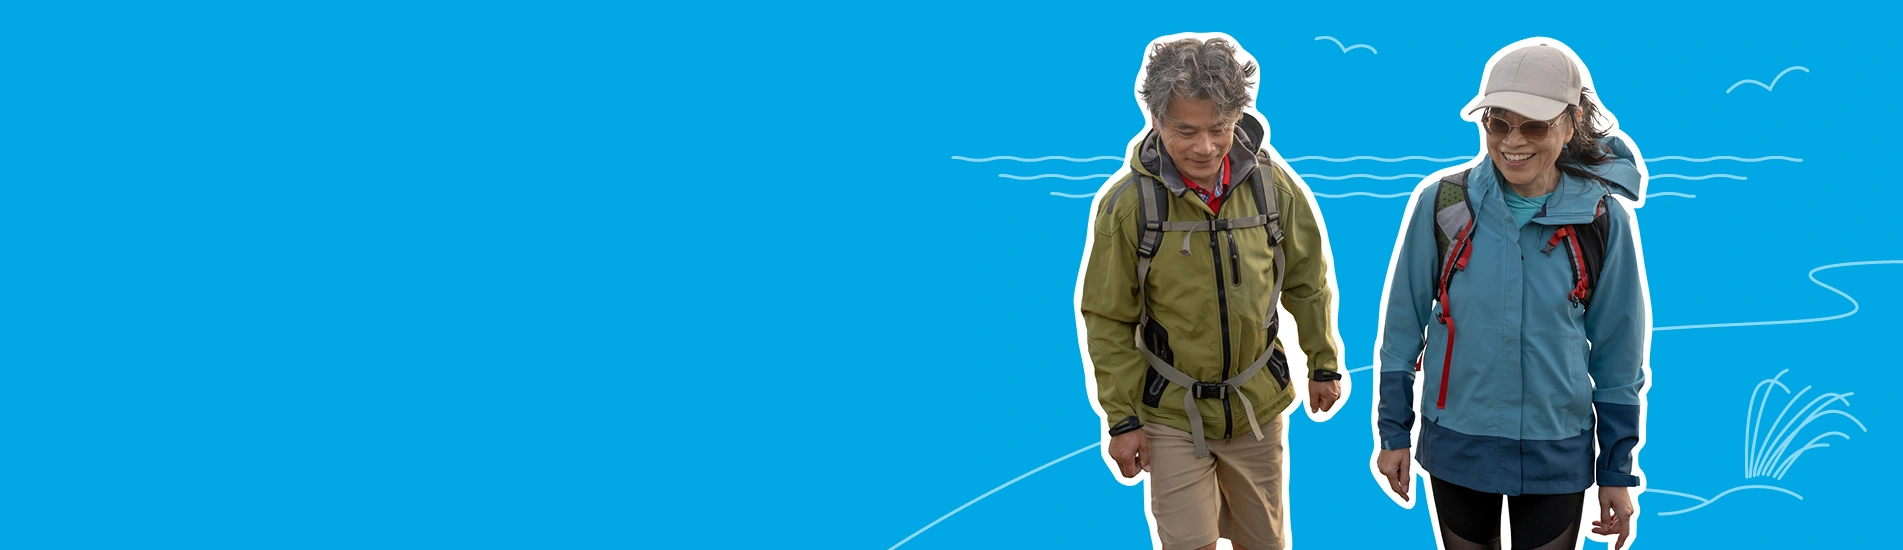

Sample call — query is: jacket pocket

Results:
[1141,318,1174,408]
[1265,344,1290,389]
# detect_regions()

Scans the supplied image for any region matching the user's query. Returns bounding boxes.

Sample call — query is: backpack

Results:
[1424,168,1610,409]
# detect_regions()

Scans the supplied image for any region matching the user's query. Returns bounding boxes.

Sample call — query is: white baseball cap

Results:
[1465,45,1581,120]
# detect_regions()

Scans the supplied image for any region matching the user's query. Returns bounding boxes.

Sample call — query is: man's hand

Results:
[1376,448,1411,502]
[1592,485,1636,549]
[1107,431,1150,479]
[1307,379,1341,413]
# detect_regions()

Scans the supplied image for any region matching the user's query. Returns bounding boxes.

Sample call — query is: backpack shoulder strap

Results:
[1567,197,1613,307]
[1251,154,1286,248]
[1134,174,1168,261]
[1433,169,1474,265]
[1132,175,1170,326]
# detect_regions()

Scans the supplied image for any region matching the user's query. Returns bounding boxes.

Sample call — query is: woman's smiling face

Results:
[1485,107,1574,189]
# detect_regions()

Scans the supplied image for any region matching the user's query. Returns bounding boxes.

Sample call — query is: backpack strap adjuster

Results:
[1191,382,1229,399]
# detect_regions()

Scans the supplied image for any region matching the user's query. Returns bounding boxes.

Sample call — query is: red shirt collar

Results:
[1179,155,1232,212]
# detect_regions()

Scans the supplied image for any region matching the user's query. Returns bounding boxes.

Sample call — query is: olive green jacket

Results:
[1081,117,1343,439]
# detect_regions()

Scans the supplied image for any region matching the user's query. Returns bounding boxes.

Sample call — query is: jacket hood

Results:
[1470,135,1644,225]
[1128,113,1268,196]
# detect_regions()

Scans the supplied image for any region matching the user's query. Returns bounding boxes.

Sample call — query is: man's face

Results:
[1157,97,1235,187]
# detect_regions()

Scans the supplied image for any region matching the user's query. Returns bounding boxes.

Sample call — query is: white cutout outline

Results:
[1366,37,1651,550]
[1068,31,1351,550]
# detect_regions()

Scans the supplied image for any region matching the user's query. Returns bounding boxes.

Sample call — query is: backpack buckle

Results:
[1192,382,1229,399]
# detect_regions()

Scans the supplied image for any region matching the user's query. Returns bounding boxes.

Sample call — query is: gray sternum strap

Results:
[1150,215,1276,256]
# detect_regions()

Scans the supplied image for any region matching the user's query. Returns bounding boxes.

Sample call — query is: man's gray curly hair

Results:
[1139,37,1258,125]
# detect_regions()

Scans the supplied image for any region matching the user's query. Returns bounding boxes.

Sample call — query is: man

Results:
[1079,35,1346,550]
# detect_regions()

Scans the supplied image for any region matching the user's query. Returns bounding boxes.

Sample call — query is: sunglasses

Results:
[1482,111,1568,142]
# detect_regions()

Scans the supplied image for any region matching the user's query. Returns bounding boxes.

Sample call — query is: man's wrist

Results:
[1108,415,1143,437]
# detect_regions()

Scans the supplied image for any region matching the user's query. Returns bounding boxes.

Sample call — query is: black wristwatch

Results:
[1311,369,1343,382]
[1108,415,1143,437]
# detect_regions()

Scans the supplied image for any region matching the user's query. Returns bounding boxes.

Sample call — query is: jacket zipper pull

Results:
[1226,230,1241,286]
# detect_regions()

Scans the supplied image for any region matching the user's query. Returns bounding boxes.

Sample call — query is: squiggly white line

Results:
[1646,156,1802,163]
[1645,485,1803,516]
[887,442,1102,549]
[1652,174,1746,181]
[1314,36,1377,54]
[1287,155,1468,163]
[953,155,1122,163]
[1727,66,1810,94]
[1315,192,1412,199]
[1301,174,1427,181]
[1655,260,1903,331]
[1000,174,1112,180]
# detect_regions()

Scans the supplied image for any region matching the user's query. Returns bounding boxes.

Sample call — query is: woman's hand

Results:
[1591,485,1636,549]
[1375,448,1411,501]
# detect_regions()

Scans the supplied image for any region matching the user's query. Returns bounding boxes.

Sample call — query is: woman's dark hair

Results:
[1556,87,1612,184]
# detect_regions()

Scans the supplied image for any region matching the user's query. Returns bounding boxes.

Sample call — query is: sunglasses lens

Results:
[1521,121,1550,141]
[1484,116,1554,141]
[1484,117,1511,136]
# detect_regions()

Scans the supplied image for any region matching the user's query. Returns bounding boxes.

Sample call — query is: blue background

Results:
[4,1,1897,548]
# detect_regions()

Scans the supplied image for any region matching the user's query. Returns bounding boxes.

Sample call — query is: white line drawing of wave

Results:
[887,442,1101,549]
[1315,192,1413,199]
[953,155,1122,163]
[1050,192,1096,199]
[947,155,1111,161]
[1314,36,1377,54]
[1744,369,1867,479]
[1647,192,1697,199]
[1654,260,1903,331]
[1288,155,1470,163]
[1000,174,1113,180]
[1652,174,1746,181]
[1645,485,1803,516]
[1727,66,1809,94]
[1647,156,1803,163]
[1301,174,1428,181]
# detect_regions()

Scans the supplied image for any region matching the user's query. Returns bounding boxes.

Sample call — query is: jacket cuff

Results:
[1597,470,1640,487]
[1310,369,1342,382]
[1381,434,1412,451]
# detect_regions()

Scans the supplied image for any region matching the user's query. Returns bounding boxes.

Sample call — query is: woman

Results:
[1372,42,1648,550]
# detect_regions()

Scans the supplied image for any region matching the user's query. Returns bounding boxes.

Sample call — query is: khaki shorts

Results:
[1145,416,1286,550]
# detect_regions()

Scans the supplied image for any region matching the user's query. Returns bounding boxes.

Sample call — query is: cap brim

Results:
[1464,90,1570,120]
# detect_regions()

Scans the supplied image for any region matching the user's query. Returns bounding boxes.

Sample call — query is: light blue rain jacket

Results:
[1377,137,1648,495]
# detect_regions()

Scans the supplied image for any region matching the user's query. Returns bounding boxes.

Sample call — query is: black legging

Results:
[1430,476,1583,550]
